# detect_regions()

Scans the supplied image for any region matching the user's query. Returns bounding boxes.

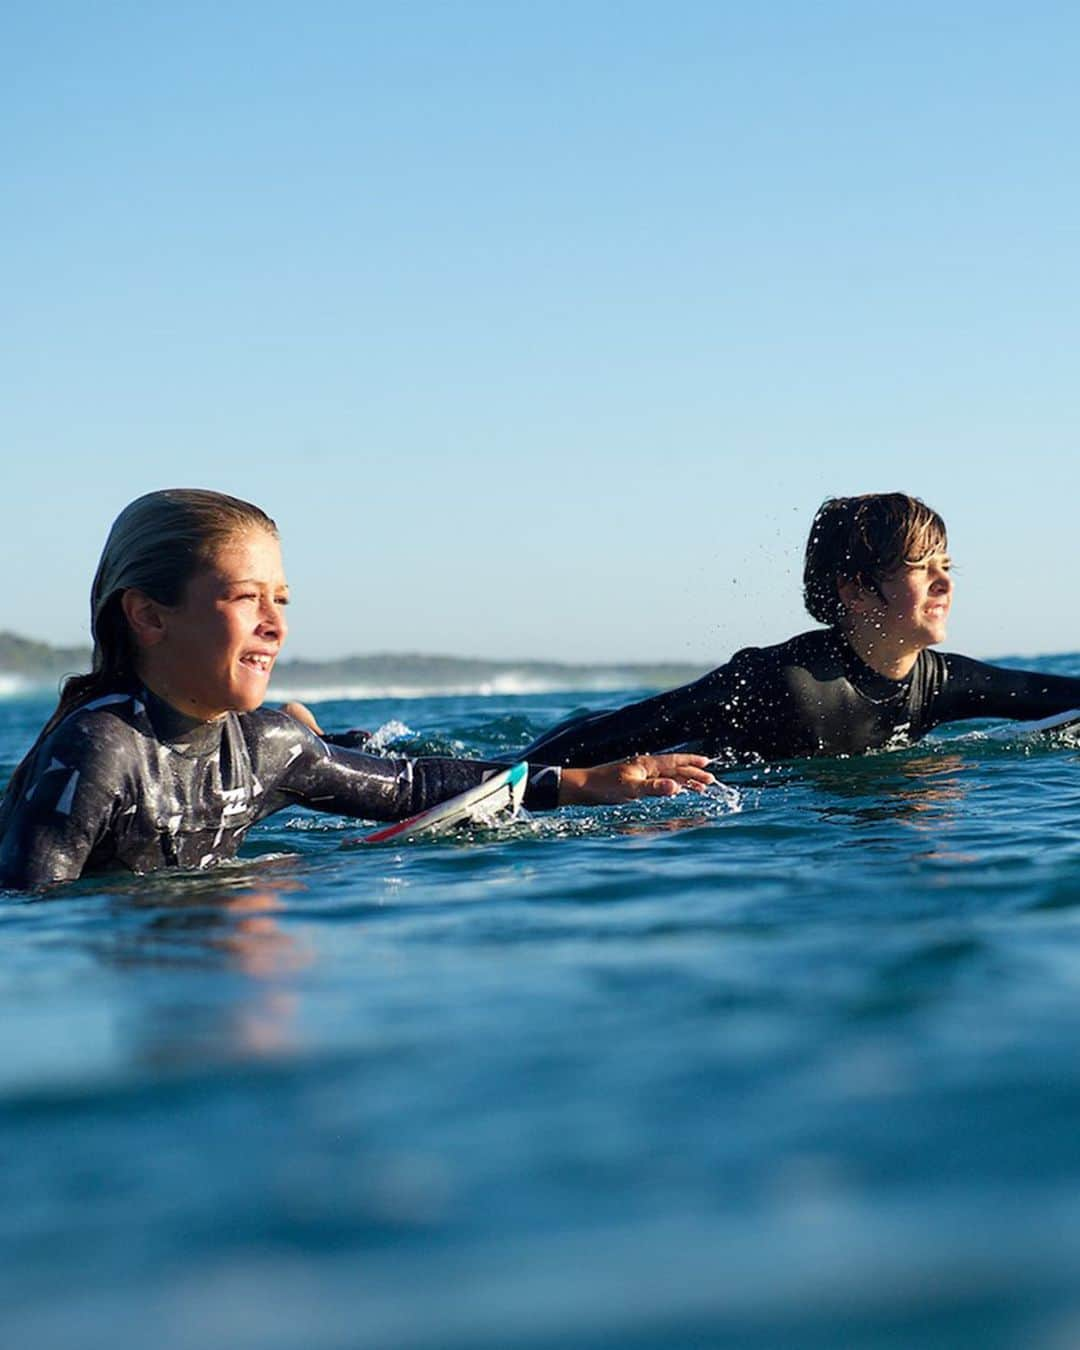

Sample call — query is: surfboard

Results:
[358,760,530,844]
[982,708,1080,740]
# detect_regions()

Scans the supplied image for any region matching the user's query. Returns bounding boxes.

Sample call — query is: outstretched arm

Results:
[260,714,713,822]
[521,666,739,767]
[936,654,1080,724]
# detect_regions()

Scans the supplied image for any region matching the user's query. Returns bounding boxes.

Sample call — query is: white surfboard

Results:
[982,708,1080,740]
[358,760,530,844]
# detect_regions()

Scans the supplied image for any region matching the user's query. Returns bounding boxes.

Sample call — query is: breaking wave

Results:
[0,675,33,700]
[269,671,666,701]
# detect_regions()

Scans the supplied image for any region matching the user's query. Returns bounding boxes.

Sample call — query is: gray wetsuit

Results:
[0,687,560,889]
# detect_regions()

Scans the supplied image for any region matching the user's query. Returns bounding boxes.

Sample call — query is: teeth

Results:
[242,654,271,671]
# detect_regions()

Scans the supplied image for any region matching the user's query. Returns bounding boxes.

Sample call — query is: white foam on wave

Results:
[0,674,33,700]
[361,719,414,752]
[270,671,660,702]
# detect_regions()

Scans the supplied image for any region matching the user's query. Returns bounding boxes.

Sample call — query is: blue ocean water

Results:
[3,658,1080,1349]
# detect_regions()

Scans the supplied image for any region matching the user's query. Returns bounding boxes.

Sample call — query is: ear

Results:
[120,589,170,650]
[836,574,877,617]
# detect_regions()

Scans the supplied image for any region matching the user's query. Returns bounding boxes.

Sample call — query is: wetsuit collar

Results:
[140,686,226,756]
[832,629,916,704]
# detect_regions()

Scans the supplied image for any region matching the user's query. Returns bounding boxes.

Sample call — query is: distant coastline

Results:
[0,631,708,701]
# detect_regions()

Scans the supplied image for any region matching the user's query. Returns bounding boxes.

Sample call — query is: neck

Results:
[842,624,921,681]
[136,662,223,724]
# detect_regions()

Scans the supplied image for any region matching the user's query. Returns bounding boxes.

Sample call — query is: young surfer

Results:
[0,490,713,889]
[516,493,1080,766]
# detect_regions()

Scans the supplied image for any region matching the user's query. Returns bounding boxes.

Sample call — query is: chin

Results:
[229,670,273,712]
[234,691,269,713]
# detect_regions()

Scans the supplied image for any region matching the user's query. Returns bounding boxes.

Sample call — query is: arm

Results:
[0,722,121,889]
[521,664,741,768]
[267,730,557,820]
[259,716,712,821]
[935,654,1080,724]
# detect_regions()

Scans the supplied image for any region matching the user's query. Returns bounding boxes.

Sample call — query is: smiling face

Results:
[839,549,953,675]
[131,528,290,720]
[874,551,953,650]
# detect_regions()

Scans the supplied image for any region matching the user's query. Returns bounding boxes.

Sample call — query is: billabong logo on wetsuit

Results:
[884,722,913,751]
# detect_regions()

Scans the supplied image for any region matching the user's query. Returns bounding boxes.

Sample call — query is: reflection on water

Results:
[793,751,968,831]
[86,870,316,1066]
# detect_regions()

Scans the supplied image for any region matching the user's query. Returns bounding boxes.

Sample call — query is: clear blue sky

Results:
[3,1,1077,663]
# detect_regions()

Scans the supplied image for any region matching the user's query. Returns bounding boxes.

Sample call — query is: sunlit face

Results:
[864,551,953,652]
[147,529,289,720]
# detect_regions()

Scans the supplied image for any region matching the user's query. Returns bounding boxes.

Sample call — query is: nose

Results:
[257,597,288,642]
[929,564,952,595]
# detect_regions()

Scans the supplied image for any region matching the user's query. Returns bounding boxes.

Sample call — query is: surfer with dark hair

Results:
[0,490,714,889]
[512,492,1080,766]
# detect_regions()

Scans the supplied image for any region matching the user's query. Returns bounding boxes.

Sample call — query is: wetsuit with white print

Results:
[521,629,1080,767]
[0,686,561,889]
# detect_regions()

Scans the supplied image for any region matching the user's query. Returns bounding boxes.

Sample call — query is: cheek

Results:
[894,580,923,612]
[178,611,241,664]
[878,581,921,620]
[221,611,252,654]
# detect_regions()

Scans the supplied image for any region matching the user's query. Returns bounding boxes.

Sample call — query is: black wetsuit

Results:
[523,629,1080,767]
[0,688,560,889]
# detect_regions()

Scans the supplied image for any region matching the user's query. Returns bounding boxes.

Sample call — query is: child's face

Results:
[150,528,290,720]
[866,551,953,652]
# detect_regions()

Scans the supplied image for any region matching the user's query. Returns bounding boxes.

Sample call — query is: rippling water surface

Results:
[4,662,1080,1349]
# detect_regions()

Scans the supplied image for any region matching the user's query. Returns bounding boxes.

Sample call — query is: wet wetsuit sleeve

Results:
[258,719,561,819]
[521,662,744,768]
[320,729,372,750]
[933,654,1080,724]
[0,722,122,889]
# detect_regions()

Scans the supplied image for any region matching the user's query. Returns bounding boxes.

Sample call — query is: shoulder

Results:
[3,694,144,837]
[40,692,148,769]
[240,705,300,734]
[932,648,977,677]
[685,631,827,680]
[907,648,961,706]
[235,706,328,762]
[238,705,322,741]
[725,629,835,670]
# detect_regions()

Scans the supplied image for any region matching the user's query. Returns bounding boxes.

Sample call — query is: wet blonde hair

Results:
[1,490,277,820]
[803,493,948,625]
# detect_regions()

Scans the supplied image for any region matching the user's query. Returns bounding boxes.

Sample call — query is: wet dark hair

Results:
[0,489,277,833]
[803,493,948,625]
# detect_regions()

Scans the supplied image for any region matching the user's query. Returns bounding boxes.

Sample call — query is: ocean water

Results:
[3,658,1080,1349]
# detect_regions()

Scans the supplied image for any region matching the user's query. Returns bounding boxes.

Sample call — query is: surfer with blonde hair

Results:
[0,490,714,889]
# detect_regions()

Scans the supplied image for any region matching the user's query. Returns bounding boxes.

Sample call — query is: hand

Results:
[281,701,324,735]
[558,754,715,806]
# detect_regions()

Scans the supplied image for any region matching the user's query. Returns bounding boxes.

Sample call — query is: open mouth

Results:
[239,653,274,673]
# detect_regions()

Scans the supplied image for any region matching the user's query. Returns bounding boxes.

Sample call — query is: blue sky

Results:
[3,1,1077,663]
